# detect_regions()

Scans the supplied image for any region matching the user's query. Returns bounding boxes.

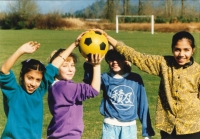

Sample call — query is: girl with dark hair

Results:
[0,33,84,139]
[95,29,200,139]
[0,41,58,139]
[84,49,155,139]
[19,59,46,86]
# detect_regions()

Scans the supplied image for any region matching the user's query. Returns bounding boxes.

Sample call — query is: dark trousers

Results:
[161,129,200,139]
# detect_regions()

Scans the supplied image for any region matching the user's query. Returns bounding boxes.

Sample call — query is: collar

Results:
[174,57,194,69]
[183,57,194,68]
[111,73,129,79]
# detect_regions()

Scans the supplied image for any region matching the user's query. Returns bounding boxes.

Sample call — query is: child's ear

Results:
[19,72,22,80]
[192,48,195,54]
[19,75,23,81]
[19,76,23,85]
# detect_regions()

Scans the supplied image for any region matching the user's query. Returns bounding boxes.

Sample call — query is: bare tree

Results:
[3,0,39,29]
[141,0,155,15]
[104,0,115,22]
[138,0,143,15]
[123,0,127,15]
[165,0,173,17]
[181,0,185,16]
[123,0,130,15]
[7,0,39,20]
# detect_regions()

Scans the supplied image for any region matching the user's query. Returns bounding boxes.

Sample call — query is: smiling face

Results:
[105,49,131,75]
[108,58,126,75]
[58,57,76,80]
[172,38,195,66]
[23,70,43,94]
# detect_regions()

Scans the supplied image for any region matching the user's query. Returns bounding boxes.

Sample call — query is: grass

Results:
[0,30,199,139]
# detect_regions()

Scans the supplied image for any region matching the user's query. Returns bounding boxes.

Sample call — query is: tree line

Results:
[0,0,199,29]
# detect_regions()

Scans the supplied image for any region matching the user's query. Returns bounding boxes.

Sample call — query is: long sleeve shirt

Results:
[115,41,200,135]
[0,64,58,139]
[47,80,99,139]
[100,72,155,137]
[83,62,155,137]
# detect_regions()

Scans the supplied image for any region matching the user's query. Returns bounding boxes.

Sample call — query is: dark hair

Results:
[105,49,131,73]
[171,31,195,51]
[20,59,46,85]
[49,48,77,64]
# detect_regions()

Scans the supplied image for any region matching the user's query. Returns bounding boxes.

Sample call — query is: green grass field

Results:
[0,30,199,139]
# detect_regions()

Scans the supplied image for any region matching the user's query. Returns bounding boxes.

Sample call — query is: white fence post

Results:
[151,15,154,34]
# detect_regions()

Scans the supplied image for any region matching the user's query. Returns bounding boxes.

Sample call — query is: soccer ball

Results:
[79,30,109,58]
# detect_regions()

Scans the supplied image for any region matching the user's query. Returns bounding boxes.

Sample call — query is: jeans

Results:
[101,122,137,139]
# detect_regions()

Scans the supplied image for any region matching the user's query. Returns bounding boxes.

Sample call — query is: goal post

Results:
[116,15,154,34]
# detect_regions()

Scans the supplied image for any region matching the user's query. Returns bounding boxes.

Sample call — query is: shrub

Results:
[155,16,167,23]
[124,17,132,23]
[35,13,69,29]
[26,18,36,29]
[132,17,150,23]
[1,18,13,29]
[15,21,26,29]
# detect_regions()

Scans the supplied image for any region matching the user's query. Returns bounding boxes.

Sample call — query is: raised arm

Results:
[90,28,118,47]
[1,41,40,74]
[51,42,76,68]
[91,29,163,76]
[51,32,86,68]
[89,54,104,92]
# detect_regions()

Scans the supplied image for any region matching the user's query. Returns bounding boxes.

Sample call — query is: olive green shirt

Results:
[115,41,200,135]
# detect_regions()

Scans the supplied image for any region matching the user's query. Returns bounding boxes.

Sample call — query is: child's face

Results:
[172,38,195,66]
[23,70,43,94]
[58,57,76,80]
[108,58,125,75]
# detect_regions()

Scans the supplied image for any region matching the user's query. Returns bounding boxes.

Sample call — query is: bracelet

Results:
[75,39,79,47]
[59,55,66,61]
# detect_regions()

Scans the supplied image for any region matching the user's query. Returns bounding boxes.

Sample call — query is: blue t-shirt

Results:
[0,64,58,139]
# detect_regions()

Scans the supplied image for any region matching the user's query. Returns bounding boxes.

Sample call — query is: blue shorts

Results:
[101,123,137,139]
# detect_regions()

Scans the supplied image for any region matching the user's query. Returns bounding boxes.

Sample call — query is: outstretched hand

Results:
[90,29,117,47]
[90,29,107,38]
[0,41,40,74]
[75,31,89,47]
[19,41,40,54]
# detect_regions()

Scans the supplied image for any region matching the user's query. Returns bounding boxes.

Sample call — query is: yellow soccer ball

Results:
[79,30,109,58]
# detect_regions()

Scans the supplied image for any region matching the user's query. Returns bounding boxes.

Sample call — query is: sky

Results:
[0,0,98,14]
